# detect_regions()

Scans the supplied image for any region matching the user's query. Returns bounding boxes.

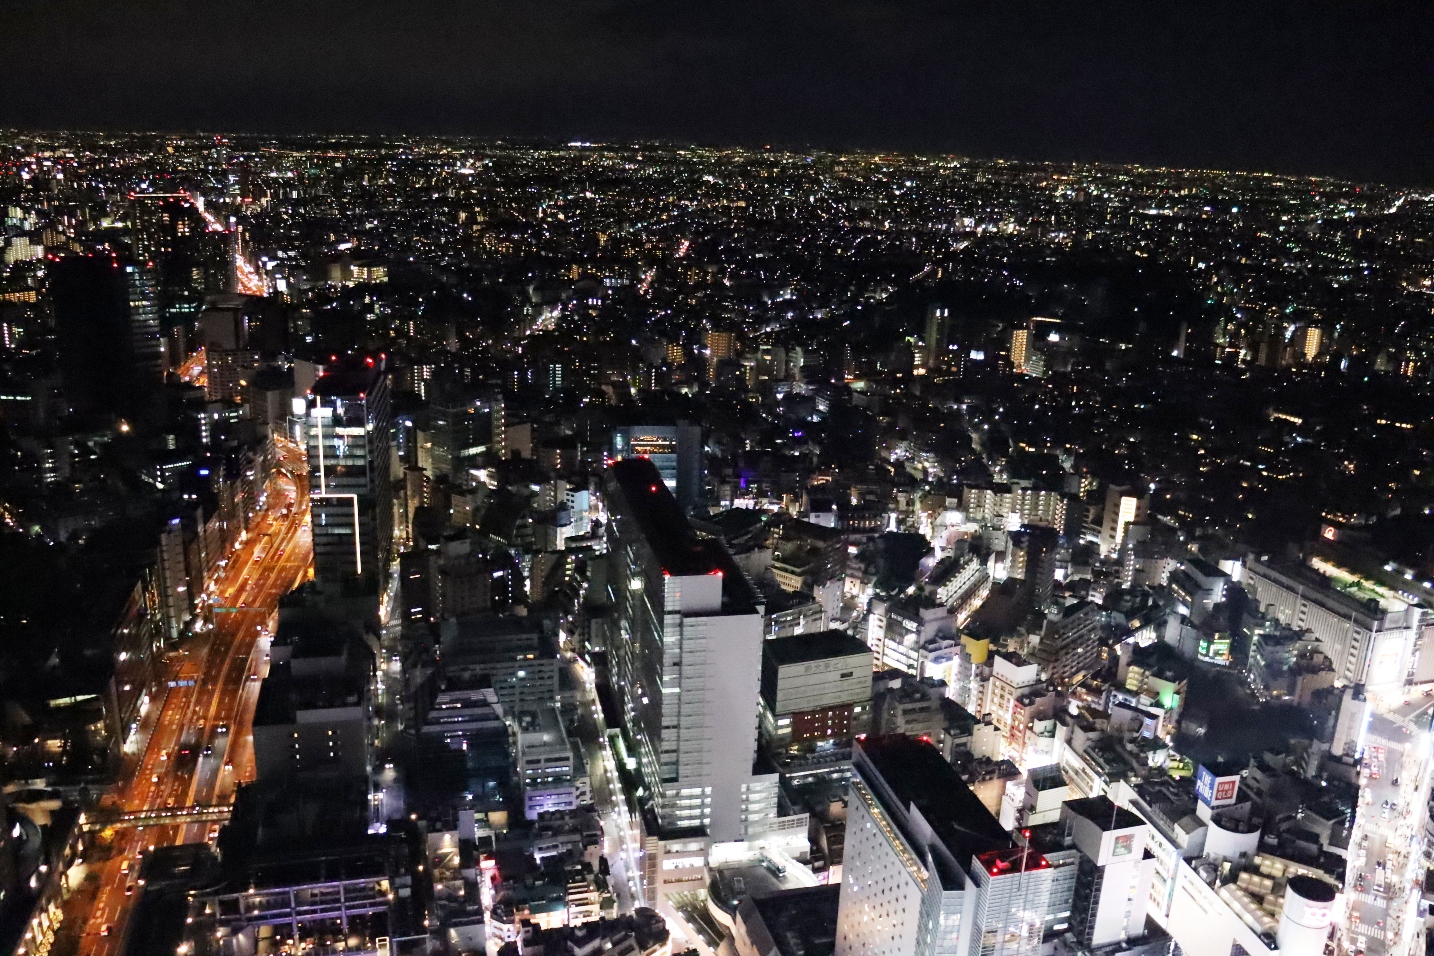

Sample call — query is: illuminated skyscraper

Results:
[705,329,737,362]
[1292,325,1322,363]
[129,191,232,326]
[306,357,393,590]
[1041,797,1156,949]
[1097,484,1146,557]
[604,457,771,846]
[124,262,165,381]
[836,735,1052,956]
[1010,324,1031,374]
[705,329,737,381]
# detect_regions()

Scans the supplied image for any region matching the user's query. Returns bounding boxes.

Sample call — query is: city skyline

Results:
[0,0,1431,185]
[0,128,1431,956]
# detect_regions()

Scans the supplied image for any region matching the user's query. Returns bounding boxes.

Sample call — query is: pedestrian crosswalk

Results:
[1350,890,1385,906]
[1352,922,1385,942]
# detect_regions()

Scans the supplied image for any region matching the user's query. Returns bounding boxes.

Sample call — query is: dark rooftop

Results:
[1185,557,1226,579]
[1064,795,1146,832]
[609,457,758,611]
[745,884,840,956]
[764,629,872,667]
[857,735,1014,865]
[312,355,385,398]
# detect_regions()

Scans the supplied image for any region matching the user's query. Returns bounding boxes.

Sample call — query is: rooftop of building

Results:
[272,615,365,658]
[779,517,845,545]
[758,581,822,614]
[503,909,669,956]
[1184,556,1227,580]
[311,355,384,395]
[253,659,369,724]
[515,705,564,738]
[1128,640,1191,682]
[742,884,840,956]
[311,354,386,398]
[1057,598,1098,620]
[764,629,872,666]
[1247,554,1411,616]
[215,775,404,888]
[1131,777,1202,840]
[439,614,552,658]
[1027,764,1069,792]
[993,650,1036,669]
[927,550,978,580]
[1023,821,1074,858]
[857,735,1013,865]
[695,507,769,546]
[708,857,815,918]
[1064,795,1145,832]
[609,457,759,611]
[940,697,977,734]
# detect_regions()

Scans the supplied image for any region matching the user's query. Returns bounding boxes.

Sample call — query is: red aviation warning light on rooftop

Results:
[976,847,1051,876]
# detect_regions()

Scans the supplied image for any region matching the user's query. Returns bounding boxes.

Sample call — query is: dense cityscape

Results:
[0,131,1432,956]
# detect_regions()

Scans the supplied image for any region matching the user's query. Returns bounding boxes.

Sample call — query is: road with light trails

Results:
[176,348,207,388]
[194,201,267,296]
[65,437,311,956]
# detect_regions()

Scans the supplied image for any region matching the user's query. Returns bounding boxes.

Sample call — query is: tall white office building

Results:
[606,457,771,850]
[837,735,1053,956]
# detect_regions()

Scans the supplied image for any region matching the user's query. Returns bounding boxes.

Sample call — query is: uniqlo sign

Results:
[1196,765,1241,808]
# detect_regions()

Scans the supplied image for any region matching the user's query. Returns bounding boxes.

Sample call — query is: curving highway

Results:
[69,437,312,956]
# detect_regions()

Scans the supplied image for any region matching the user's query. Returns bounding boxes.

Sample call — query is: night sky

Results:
[2,0,1430,184]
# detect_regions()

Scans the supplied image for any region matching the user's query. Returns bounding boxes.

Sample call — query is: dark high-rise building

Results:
[419,386,504,485]
[610,423,703,511]
[129,192,232,328]
[125,262,165,381]
[130,193,192,264]
[925,304,950,370]
[305,357,393,591]
[50,254,163,418]
[196,294,290,356]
